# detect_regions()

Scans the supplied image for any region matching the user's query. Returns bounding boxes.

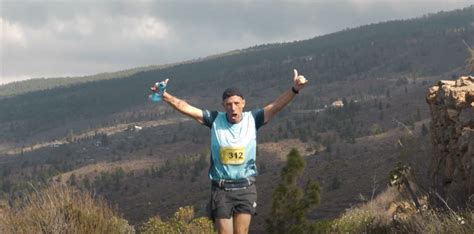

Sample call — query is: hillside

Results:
[0,65,163,99]
[1,6,473,143]
[0,5,473,233]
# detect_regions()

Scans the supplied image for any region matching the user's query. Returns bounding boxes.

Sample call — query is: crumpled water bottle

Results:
[149,81,167,102]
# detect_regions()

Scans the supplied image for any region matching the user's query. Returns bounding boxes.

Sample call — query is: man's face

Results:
[223,95,245,124]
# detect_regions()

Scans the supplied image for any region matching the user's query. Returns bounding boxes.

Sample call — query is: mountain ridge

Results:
[2,5,473,98]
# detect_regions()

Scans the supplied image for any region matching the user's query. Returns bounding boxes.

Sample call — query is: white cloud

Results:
[139,17,169,40]
[1,0,473,84]
[51,18,66,33]
[46,16,95,36]
[124,16,170,40]
[348,0,464,3]
[347,0,471,12]
[74,16,95,36]
[0,18,27,48]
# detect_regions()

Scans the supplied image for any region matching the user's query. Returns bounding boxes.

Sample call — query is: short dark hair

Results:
[222,87,244,101]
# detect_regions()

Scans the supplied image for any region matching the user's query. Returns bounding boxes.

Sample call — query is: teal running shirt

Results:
[203,109,265,180]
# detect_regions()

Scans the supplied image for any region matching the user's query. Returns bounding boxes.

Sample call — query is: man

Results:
[156,69,308,234]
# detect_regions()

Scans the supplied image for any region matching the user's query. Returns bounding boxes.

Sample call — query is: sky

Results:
[1,0,473,85]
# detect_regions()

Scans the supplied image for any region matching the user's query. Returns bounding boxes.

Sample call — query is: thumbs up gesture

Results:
[293,69,308,92]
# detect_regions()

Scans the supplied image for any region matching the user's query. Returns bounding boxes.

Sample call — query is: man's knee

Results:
[233,213,251,234]
[215,218,233,234]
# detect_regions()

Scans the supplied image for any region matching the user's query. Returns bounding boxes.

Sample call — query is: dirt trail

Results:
[2,118,190,155]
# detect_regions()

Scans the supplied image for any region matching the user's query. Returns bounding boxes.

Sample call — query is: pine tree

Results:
[266,148,320,233]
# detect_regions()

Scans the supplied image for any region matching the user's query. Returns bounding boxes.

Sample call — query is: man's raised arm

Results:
[158,79,205,124]
[263,69,308,123]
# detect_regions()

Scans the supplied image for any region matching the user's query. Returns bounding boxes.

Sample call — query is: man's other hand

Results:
[293,69,308,91]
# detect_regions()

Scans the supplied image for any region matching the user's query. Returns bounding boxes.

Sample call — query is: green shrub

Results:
[309,220,333,233]
[140,206,215,234]
[331,208,391,233]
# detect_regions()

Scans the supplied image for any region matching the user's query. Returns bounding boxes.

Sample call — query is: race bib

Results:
[220,146,245,165]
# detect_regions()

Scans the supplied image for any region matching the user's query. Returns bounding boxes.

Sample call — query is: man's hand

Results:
[293,69,308,92]
[263,69,309,123]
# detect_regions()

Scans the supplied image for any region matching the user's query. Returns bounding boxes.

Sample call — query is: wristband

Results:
[291,86,299,94]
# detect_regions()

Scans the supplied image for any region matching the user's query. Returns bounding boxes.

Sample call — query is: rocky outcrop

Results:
[426,76,474,206]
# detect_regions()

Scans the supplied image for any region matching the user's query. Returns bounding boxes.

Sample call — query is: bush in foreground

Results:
[0,183,134,233]
[331,187,474,233]
[139,206,215,233]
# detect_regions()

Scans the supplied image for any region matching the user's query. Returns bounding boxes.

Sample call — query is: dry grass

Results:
[331,187,399,233]
[397,209,473,233]
[0,183,134,233]
[330,186,474,233]
[2,117,190,155]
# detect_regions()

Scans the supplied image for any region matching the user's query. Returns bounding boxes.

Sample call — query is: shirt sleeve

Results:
[202,110,218,128]
[251,108,265,130]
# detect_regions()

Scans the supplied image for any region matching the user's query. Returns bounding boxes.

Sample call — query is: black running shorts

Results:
[210,183,257,219]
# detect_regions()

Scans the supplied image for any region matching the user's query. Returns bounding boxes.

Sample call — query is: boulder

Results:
[426,76,474,207]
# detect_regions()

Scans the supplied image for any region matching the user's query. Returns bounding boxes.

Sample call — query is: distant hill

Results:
[0,5,473,141]
[0,47,257,99]
[0,65,165,98]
